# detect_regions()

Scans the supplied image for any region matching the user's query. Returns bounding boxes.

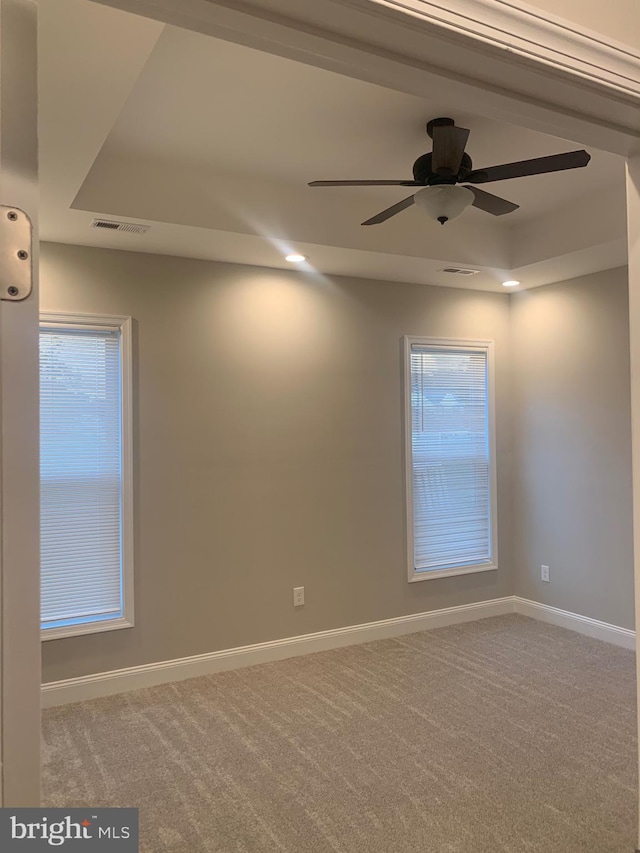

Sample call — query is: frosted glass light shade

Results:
[414,185,474,224]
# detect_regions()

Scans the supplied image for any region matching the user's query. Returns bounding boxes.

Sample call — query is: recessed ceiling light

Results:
[285,254,307,263]
[502,280,520,287]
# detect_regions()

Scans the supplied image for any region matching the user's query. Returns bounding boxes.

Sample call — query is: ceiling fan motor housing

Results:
[308,118,590,225]
[412,152,473,185]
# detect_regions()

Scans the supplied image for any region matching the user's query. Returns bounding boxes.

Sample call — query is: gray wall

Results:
[40,242,513,682]
[510,267,634,628]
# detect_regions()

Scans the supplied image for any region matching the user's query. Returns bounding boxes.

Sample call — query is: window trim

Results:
[39,311,134,641]
[403,335,498,583]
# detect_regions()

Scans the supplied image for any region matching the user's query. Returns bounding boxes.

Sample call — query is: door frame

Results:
[0,0,40,807]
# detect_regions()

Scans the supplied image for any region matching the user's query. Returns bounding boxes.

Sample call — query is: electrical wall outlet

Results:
[541,564,550,583]
[293,586,305,607]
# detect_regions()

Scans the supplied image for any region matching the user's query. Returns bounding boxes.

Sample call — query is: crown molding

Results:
[96,0,640,152]
[354,0,640,100]
[95,0,640,100]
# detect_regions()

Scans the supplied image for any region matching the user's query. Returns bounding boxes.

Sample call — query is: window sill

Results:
[409,563,497,583]
[41,616,134,642]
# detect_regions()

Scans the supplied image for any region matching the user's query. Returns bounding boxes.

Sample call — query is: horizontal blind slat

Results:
[410,345,492,573]
[40,327,124,626]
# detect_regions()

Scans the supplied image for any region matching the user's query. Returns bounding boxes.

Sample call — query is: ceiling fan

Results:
[308,117,591,225]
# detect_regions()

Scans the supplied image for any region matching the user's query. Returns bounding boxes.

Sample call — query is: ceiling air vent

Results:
[91,218,149,234]
[441,267,480,276]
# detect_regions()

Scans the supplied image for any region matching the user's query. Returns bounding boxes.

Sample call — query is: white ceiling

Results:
[37,0,628,292]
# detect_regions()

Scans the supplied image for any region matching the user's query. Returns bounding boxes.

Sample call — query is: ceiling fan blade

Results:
[431,124,470,176]
[362,195,415,225]
[309,180,420,187]
[465,186,519,216]
[467,149,590,184]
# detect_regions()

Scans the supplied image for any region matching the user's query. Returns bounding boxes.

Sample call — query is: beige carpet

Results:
[42,615,638,852]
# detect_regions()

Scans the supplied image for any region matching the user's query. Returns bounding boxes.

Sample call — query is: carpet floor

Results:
[42,614,638,852]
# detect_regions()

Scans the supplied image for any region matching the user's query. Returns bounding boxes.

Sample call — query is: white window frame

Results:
[404,336,499,583]
[39,312,134,640]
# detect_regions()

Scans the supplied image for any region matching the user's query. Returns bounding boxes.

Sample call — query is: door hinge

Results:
[0,206,33,301]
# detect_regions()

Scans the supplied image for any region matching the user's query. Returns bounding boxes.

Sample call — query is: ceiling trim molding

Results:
[94,0,640,101]
[356,0,640,100]
[89,0,640,153]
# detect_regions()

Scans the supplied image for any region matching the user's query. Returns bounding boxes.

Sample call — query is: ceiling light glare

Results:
[502,280,520,287]
[285,254,307,263]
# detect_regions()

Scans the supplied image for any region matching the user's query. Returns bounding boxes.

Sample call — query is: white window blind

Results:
[40,324,124,632]
[408,341,495,576]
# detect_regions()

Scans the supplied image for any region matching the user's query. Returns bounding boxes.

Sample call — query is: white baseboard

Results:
[41,597,513,708]
[42,596,636,708]
[514,596,636,650]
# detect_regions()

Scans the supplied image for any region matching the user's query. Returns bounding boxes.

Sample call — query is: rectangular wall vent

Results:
[440,267,480,276]
[91,219,149,234]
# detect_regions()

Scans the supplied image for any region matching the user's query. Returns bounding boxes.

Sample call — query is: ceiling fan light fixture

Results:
[414,185,474,225]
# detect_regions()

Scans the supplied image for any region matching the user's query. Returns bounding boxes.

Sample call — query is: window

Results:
[40,313,133,639]
[404,337,497,581]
